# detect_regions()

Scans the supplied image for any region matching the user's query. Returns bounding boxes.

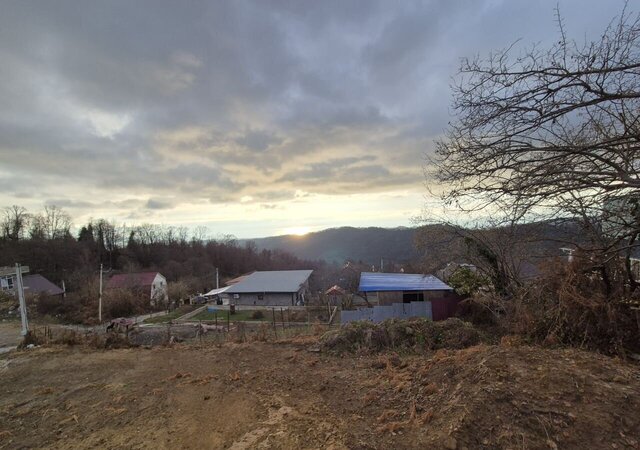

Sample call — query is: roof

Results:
[22,274,64,296]
[225,270,313,294]
[107,272,161,289]
[358,272,452,292]
[325,285,346,296]
[204,286,230,297]
[225,272,254,285]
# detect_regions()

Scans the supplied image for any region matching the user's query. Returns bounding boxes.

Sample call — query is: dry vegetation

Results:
[1,325,639,449]
[320,318,485,353]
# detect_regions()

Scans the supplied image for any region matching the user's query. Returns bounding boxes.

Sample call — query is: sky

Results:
[0,0,632,238]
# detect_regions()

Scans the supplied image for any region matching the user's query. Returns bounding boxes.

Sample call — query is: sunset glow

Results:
[281,226,313,237]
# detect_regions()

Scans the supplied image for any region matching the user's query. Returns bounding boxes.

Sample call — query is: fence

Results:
[341,301,432,325]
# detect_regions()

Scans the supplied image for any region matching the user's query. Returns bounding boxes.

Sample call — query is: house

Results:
[0,266,63,298]
[106,272,168,305]
[358,272,460,321]
[0,265,29,293]
[224,270,313,306]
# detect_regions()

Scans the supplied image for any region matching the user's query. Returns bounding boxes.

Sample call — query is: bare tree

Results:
[431,7,640,290]
[43,205,72,240]
[1,205,30,240]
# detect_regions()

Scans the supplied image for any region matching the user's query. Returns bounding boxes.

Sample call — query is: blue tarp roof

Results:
[358,272,452,292]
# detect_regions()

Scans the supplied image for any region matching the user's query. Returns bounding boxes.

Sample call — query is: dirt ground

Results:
[1,335,639,449]
[0,321,20,352]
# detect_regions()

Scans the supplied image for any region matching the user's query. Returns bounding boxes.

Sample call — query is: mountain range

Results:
[245,226,419,265]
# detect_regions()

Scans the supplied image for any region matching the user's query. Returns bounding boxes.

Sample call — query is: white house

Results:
[106,272,169,305]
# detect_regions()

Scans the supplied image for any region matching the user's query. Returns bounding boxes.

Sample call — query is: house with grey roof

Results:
[0,266,64,298]
[224,270,313,306]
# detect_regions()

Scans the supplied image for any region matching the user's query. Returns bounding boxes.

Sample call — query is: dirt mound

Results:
[365,344,640,449]
[319,318,483,353]
[1,330,639,449]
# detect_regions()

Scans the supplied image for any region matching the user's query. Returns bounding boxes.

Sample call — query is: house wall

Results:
[151,274,169,305]
[377,291,403,304]
[232,292,297,306]
[376,290,453,306]
[0,275,15,292]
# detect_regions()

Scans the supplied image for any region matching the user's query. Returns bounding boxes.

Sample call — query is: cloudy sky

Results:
[0,0,630,237]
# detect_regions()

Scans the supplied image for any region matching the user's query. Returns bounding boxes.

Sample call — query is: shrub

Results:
[503,260,640,356]
[250,310,265,320]
[103,289,147,319]
[319,318,483,353]
[36,295,75,318]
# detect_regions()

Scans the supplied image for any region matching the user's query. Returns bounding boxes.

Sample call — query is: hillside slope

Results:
[245,221,582,267]
[246,226,419,264]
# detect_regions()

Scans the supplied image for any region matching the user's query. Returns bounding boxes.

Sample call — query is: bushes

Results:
[103,289,148,319]
[320,318,483,353]
[36,295,75,318]
[478,260,640,356]
[250,310,265,320]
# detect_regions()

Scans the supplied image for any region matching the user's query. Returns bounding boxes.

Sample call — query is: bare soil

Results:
[1,336,639,449]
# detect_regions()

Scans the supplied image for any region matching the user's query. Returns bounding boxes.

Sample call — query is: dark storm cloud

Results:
[0,0,628,216]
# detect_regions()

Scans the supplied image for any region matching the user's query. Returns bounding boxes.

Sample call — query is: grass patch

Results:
[191,309,271,322]
[190,308,311,323]
[143,305,197,324]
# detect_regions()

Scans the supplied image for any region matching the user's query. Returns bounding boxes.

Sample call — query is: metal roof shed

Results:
[358,272,453,292]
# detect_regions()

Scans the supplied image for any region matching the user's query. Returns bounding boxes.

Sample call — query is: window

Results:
[257,294,264,300]
[402,292,424,303]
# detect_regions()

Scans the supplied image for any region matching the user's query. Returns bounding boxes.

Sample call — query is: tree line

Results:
[0,205,323,295]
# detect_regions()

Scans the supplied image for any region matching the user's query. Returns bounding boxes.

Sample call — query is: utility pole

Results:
[216,267,219,289]
[98,263,103,323]
[15,263,28,336]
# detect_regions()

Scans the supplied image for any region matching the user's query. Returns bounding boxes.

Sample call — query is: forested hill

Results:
[245,227,419,264]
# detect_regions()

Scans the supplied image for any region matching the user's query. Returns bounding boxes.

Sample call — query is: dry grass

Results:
[319,318,485,353]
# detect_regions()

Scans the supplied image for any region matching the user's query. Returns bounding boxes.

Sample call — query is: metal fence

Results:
[341,301,432,324]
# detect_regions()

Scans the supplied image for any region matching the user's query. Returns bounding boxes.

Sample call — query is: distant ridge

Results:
[243,220,585,267]
[244,226,419,264]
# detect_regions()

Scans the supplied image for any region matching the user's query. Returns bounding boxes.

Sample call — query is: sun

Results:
[282,226,312,236]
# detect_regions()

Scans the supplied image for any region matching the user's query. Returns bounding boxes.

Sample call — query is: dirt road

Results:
[0,322,20,354]
[1,338,639,449]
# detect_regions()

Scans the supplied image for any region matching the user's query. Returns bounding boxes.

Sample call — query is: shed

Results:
[325,284,346,306]
[225,270,313,306]
[358,272,459,321]
[203,286,230,304]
